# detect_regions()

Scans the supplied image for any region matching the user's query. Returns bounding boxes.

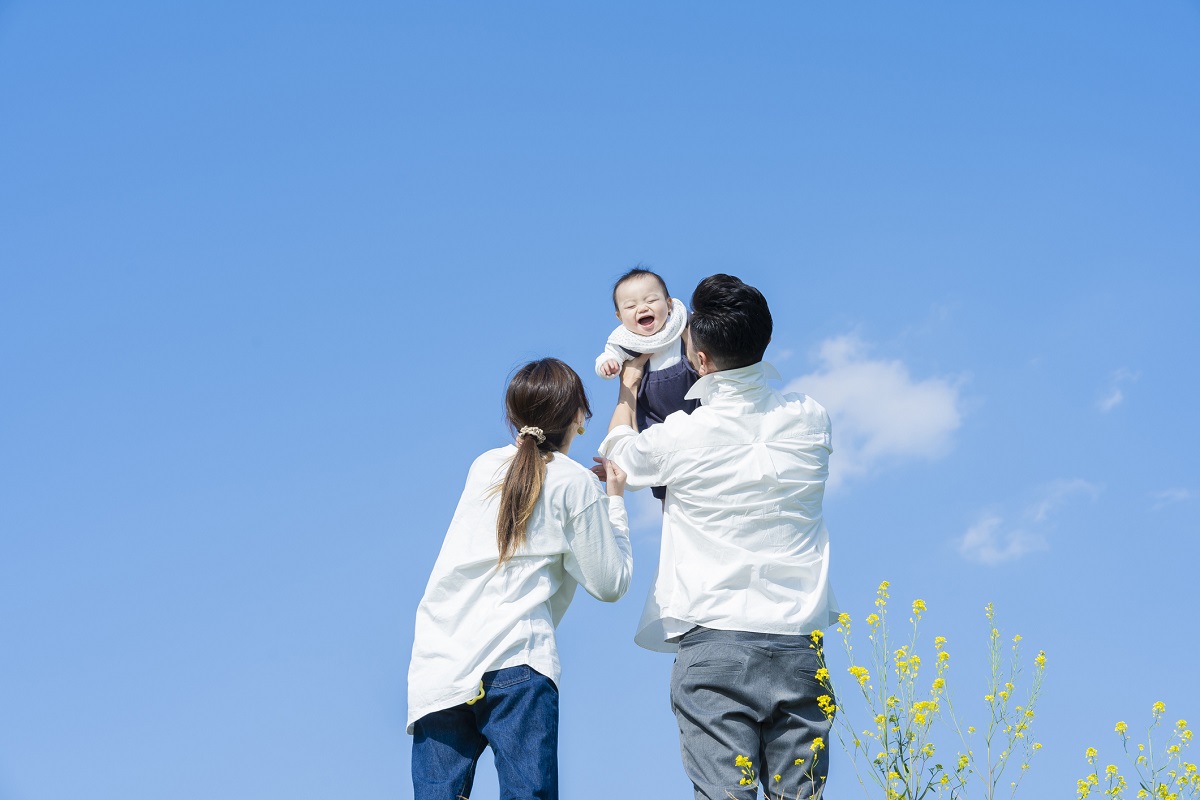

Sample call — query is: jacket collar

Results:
[684,361,781,404]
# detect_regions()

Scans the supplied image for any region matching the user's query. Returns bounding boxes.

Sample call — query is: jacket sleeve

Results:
[561,495,633,603]
[597,423,672,492]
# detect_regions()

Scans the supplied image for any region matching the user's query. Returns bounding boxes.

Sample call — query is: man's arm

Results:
[608,353,649,433]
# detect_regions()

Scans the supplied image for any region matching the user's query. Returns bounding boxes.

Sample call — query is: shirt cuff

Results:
[606,494,628,533]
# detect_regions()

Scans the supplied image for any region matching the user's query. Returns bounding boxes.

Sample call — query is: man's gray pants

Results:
[670,627,832,800]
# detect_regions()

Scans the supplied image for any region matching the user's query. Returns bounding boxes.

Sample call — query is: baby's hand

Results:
[601,359,621,378]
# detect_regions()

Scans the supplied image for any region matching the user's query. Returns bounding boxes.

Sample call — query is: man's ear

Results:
[694,349,715,377]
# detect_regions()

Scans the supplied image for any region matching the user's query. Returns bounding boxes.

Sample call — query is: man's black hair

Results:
[688,274,772,370]
[612,266,669,310]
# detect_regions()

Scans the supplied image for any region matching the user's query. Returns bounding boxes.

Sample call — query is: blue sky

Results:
[2,2,1197,798]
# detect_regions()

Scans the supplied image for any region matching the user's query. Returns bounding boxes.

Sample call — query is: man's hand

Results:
[620,353,651,386]
[591,457,627,497]
[601,359,621,378]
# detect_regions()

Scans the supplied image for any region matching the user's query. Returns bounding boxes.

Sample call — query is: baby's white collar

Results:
[605,297,688,354]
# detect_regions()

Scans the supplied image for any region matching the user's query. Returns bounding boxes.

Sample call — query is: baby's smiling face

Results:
[614,274,671,337]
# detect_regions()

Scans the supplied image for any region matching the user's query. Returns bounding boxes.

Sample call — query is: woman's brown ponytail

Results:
[496,358,591,564]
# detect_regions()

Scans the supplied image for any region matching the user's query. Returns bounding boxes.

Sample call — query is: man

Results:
[599,274,838,800]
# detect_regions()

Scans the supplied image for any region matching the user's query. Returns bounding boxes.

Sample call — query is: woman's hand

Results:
[591,457,627,497]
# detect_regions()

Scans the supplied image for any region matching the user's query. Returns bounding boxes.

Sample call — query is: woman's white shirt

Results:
[407,445,632,733]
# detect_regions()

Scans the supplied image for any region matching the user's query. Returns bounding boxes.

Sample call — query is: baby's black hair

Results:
[612,266,669,310]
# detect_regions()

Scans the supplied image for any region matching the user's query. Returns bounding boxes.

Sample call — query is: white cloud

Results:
[956,514,1047,566]
[1097,368,1139,412]
[956,479,1101,566]
[769,346,795,363]
[1098,388,1124,412]
[1030,479,1102,523]
[1151,488,1193,511]
[784,335,964,487]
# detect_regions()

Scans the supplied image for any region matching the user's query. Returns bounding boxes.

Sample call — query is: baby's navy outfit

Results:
[633,339,699,500]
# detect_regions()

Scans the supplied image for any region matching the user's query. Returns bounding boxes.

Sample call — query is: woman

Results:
[407,358,632,800]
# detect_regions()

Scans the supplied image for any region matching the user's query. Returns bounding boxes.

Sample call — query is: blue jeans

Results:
[670,627,833,800]
[411,665,559,800]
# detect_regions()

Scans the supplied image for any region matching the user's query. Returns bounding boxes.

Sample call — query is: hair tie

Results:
[518,426,546,444]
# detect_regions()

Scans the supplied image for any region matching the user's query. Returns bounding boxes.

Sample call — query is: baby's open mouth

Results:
[638,314,655,328]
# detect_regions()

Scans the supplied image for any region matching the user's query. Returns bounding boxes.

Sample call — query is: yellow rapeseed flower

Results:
[811,737,825,752]
[838,612,851,626]
[735,754,752,768]
[913,599,927,615]
[1036,651,1047,668]
[1087,747,1098,760]
[849,665,870,686]
[1154,701,1167,716]
[1116,721,1129,734]
[866,613,880,626]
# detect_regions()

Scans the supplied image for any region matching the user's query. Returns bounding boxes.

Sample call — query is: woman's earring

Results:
[577,426,586,436]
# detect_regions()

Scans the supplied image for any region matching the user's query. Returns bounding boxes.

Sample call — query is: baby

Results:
[595,268,699,498]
